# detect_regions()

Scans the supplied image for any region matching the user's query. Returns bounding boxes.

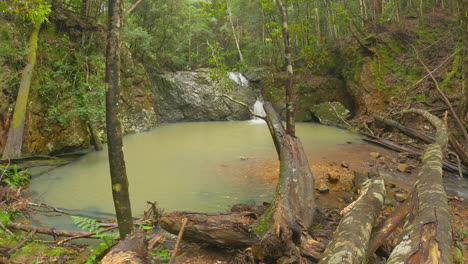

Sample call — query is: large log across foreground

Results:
[387,109,452,264]
[318,177,386,264]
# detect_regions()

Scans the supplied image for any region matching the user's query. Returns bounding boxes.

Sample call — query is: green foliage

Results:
[71,216,118,263]
[0,211,11,225]
[37,34,105,126]
[1,165,30,188]
[0,0,51,23]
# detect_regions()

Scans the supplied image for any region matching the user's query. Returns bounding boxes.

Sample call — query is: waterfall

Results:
[251,99,266,123]
[228,72,249,87]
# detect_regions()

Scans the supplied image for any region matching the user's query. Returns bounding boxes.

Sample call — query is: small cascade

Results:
[251,98,266,123]
[228,72,249,87]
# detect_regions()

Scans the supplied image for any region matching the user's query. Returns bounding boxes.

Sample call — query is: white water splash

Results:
[251,99,266,123]
[228,72,249,87]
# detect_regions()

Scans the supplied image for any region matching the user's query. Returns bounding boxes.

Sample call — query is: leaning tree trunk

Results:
[318,177,386,264]
[2,22,42,159]
[106,0,133,239]
[251,102,323,263]
[387,109,452,264]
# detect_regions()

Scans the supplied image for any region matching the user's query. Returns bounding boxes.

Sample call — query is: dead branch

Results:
[408,43,468,152]
[7,228,36,257]
[367,194,417,255]
[374,115,434,144]
[387,109,452,264]
[221,94,266,120]
[8,222,102,238]
[169,218,188,264]
[362,134,468,176]
[127,0,143,14]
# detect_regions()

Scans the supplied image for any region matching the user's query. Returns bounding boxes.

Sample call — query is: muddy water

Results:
[29,121,361,221]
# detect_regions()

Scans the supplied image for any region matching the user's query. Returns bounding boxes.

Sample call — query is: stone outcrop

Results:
[149,69,253,122]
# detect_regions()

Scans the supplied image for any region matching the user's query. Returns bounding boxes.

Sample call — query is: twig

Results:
[0,222,14,237]
[221,94,266,120]
[449,151,464,180]
[407,43,468,152]
[127,0,143,14]
[169,218,188,264]
[328,102,352,127]
[409,50,459,89]
[7,228,36,256]
[56,226,118,245]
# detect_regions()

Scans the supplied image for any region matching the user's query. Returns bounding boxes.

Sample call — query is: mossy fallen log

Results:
[318,177,386,264]
[387,109,452,264]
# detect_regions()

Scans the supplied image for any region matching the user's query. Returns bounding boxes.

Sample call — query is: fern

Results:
[71,216,118,263]
[70,216,102,234]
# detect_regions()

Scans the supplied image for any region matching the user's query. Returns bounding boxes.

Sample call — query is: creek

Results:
[29,121,361,229]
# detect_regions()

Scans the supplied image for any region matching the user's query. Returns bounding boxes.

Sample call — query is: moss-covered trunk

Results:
[387,109,452,264]
[2,22,42,159]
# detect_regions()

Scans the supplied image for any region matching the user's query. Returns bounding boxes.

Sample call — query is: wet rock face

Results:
[150,69,253,122]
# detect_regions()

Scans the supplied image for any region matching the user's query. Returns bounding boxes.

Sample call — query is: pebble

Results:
[370,152,382,158]
[397,163,409,173]
[317,182,330,193]
[341,161,349,168]
[326,171,341,183]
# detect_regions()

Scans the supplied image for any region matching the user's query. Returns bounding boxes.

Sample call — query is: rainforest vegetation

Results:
[0,0,467,263]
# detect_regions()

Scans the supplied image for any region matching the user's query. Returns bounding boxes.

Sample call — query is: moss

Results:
[254,204,274,234]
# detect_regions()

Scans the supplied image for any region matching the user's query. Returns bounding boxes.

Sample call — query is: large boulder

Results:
[150,69,254,122]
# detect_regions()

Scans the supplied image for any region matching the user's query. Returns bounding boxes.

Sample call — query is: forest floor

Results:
[1,135,467,264]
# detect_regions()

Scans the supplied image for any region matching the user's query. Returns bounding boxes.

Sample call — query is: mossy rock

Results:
[310,102,350,127]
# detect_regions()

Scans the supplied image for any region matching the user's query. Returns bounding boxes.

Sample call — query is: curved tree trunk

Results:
[387,109,452,264]
[2,22,42,159]
[319,177,386,264]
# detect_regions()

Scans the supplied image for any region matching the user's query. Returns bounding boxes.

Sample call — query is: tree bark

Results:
[2,22,42,159]
[277,0,296,137]
[319,178,386,264]
[387,109,452,264]
[106,0,133,239]
[102,229,150,264]
[251,102,323,263]
[159,211,259,248]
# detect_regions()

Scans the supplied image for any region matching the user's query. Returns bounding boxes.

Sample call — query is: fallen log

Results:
[8,222,99,238]
[367,193,417,256]
[374,115,468,166]
[318,177,386,264]
[102,229,150,264]
[362,134,468,175]
[387,109,452,263]
[374,115,434,144]
[159,211,259,248]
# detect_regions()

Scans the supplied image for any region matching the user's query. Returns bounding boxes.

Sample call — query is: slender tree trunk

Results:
[106,0,133,239]
[277,0,295,136]
[2,22,42,159]
[458,0,468,127]
[227,2,244,62]
[371,0,382,20]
